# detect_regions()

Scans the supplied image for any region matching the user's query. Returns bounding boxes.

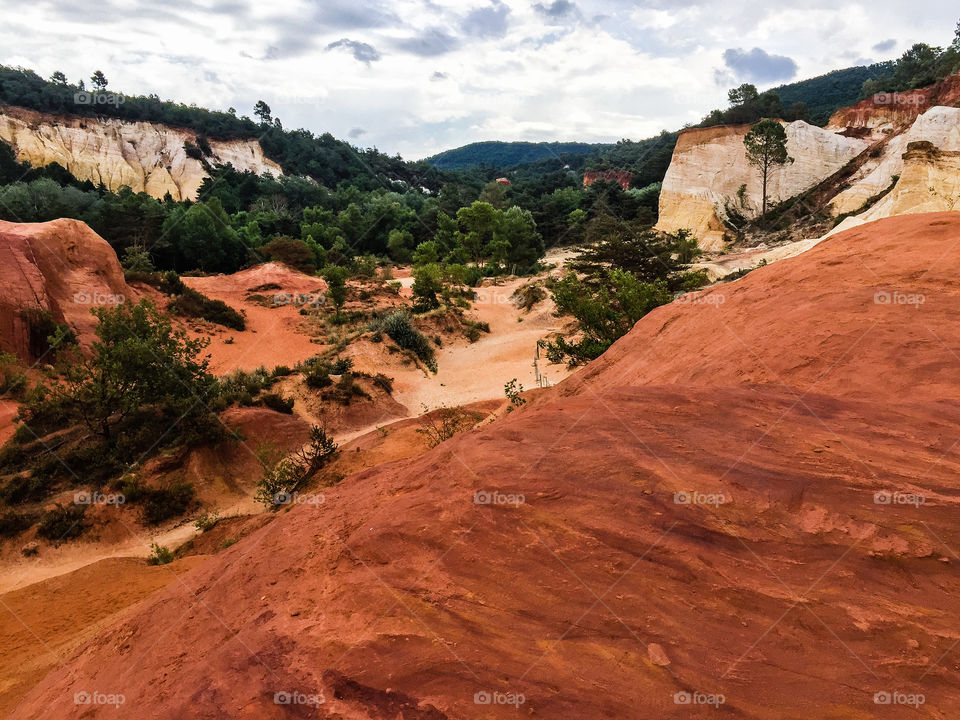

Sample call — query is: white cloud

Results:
[0,0,957,158]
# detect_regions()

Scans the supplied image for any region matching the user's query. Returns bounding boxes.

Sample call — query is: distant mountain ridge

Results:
[426,141,610,170]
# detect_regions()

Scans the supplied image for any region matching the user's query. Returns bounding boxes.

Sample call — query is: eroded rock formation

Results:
[0,106,281,201]
[0,219,131,361]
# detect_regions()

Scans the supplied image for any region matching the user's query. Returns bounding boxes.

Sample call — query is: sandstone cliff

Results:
[656,121,867,249]
[0,219,132,361]
[657,73,960,250]
[0,106,282,201]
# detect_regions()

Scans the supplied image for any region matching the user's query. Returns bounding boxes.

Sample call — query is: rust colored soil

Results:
[11,213,960,718]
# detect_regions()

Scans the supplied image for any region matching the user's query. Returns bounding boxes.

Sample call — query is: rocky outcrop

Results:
[658,73,960,250]
[583,169,633,190]
[0,219,132,361]
[656,121,867,249]
[826,72,960,136]
[0,106,282,201]
[832,106,960,219]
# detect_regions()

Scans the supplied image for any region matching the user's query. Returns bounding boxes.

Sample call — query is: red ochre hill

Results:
[11,212,960,718]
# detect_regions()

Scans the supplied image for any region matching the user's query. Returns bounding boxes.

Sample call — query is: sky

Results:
[1,0,958,159]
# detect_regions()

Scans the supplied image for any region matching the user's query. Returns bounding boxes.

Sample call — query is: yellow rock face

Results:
[0,106,282,201]
[835,107,960,221]
[656,121,867,250]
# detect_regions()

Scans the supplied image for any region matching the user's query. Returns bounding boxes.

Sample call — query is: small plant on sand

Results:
[147,542,174,565]
[255,425,339,507]
[194,511,221,533]
[504,379,526,409]
[416,405,478,448]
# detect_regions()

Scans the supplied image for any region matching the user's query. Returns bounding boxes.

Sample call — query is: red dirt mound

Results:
[179,262,326,374]
[0,219,132,361]
[12,213,960,718]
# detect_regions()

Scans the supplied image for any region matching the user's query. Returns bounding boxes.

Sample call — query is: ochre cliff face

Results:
[657,74,960,250]
[832,106,960,217]
[826,73,960,135]
[656,121,867,250]
[0,219,132,361]
[0,106,282,201]
[582,169,633,190]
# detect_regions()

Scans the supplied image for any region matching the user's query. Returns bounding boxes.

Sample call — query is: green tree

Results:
[728,83,759,106]
[260,236,316,274]
[545,270,673,366]
[323,265,349,320]
[90,70,108,92]
[412,263,443,311]
[122,245,155,273]
[24,299,215,440]
[456,201,500,267]
[254,100,272,124]
[495,206,543,272]
[50,71,67,85]
[743,119,793,219]
[387,229,415,263]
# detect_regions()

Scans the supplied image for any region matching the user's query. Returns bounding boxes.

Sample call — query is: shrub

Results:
[513,283,547,311]
[169,286,246,330]
[272,365,293,377]
[416,406,478,448]
[0,352,27,397]
[36,504,87,541]
[140,481,196,525]
[0,511,34,537]
[194,511,220,533]
[255,425,339,507]
[147,542,174,565]
[505,379,527,408]
[0,473,52,505]
[260,392,294,414]
[331,356,353,374]
[304,362,332,389]
[372,311,436,371]
[372,373,394,394]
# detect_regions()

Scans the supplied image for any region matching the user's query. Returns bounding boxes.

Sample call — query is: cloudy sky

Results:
[2,1,958,159]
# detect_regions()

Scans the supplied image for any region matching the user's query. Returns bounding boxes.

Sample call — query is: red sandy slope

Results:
[12,213,960,718]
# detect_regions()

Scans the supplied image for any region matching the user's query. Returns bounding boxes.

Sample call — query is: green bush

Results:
[140,481,196,525]
[260,392,294,414]
[36,504,87,541]
[0,352,27,397]
[0,511,34,537]
[0,473,52,504]
[372,373,394,394]
[372,311,436,372]
[147,542,174,565]
[169,285,246,331]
